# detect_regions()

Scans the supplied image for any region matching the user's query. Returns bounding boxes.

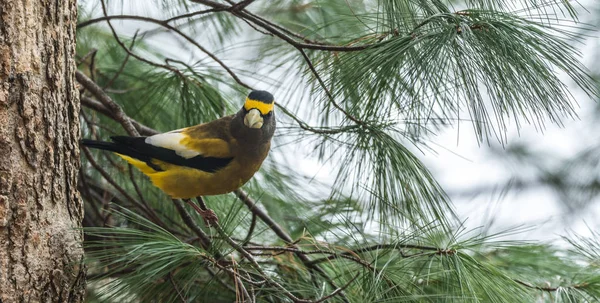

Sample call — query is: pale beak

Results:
[244,108,263,129]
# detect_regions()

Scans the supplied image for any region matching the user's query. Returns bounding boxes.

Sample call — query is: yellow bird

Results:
[82,90,275,225]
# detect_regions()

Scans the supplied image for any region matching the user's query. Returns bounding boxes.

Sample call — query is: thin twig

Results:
[93,5,253,90]
[275,103,360,135]
[307,243,455,265]
[81,147,152,216]
[245,245,376,272]
[206,267,239,294]
[514,279,589,292]
[297,48,365,126]
[127,165,168,228]
[169,272,187,303]
[80,96,156,136]
[172,199,212,250]
[212,223,309,303]
[190,0,383,51]
[78,9,222,29]
[234,189,350,303]
[314,273,360,303]
[77,48,98,65]
[100,0,183,77]
[242,213,257,246]
[234,190,293,243]
[77,177,107,226]
[76,71,139,136]
[230,258,252,303]
[103,30,139,89]
[230,0,256,11]
[164,8,221,23]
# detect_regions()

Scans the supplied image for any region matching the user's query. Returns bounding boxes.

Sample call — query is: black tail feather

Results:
[110,136,149,150]
[80,139,122,153]
[80,137,146,158]
[80,138,163,171]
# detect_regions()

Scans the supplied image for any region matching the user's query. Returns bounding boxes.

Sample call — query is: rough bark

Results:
[0,0,85,302]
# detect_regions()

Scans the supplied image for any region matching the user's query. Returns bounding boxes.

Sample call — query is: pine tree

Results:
[77,0,600,302]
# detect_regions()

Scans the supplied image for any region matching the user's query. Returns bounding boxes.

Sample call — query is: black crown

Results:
[248,90,274,103]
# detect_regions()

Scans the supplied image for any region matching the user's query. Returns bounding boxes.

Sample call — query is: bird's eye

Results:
[264,111,272,117]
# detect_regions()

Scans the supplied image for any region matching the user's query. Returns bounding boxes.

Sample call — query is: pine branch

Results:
[189,0,387,51]
[76,71,139,136]
[172,199,212,250]
[234,189,351,302]
[514,279,590,292]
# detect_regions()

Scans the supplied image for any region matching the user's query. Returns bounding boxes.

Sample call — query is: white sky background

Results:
[90,0,600,242]
[424,101,600,241]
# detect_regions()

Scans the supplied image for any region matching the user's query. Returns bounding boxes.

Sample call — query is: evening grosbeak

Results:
[81,90,275,225]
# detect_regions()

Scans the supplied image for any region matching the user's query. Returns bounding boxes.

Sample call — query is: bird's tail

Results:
[80,138,147,159]
[80,139,122,153]
[81,137,151,160]
[80,138,163,173]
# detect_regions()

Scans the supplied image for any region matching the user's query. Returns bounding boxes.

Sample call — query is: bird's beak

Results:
[244,108,263,129]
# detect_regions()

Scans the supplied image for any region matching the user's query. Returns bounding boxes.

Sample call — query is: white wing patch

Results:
[145,132,201,159]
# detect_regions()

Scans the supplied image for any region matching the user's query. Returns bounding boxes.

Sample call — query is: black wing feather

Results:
[111,136,233,173]
[81,137,233,173]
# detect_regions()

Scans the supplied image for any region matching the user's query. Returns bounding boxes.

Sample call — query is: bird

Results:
[81,90,276,226]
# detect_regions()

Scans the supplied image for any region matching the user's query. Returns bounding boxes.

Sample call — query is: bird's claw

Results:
[199,208,218,227]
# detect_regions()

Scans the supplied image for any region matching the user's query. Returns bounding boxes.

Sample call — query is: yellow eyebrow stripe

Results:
[244,98,274,115]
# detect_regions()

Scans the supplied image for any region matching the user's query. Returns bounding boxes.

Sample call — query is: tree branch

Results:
[296,48,366,126]
[234,189,350,302]
[190,0,383,51]
[172,199,212,250]
[514,279,590,292]
[90,4,253,90]
[80,96,156,136]
[211,223,309,303]
[77,71,139,136]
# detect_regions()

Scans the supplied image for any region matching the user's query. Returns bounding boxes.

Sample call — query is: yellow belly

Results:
[148,166,248,198]
[117,152,263,198]
[117,154,261,198]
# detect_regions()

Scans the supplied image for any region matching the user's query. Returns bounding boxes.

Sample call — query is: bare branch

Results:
[172,199,212,250]
[88,4,253,90]
[103,30,139,90]
[514,279,590,292]
[76,71,139,136]
[234,189,350,302]
[80,96,156,136]
[243,213,257,246]
[297,48,365,126]
[190,0,382,51]
[211,223,309,303]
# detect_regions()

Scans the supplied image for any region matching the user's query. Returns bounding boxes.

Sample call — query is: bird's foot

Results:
[198,208,219,227]
[185,198,219,227]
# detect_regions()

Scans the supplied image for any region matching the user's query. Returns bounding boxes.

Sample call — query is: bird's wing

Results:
[111,118,234,173]
[146,130,232,159]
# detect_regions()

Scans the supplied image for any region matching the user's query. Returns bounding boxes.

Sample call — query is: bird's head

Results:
[242,90,274,129]
[233,90,276,143]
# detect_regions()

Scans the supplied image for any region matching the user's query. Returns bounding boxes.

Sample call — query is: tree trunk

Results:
[0,0,85,302]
